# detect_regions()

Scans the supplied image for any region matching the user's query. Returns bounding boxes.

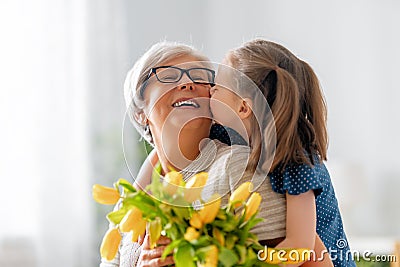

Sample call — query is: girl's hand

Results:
[137,233,174,267]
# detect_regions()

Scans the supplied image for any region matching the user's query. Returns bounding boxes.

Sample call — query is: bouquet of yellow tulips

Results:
[93,168,308,267]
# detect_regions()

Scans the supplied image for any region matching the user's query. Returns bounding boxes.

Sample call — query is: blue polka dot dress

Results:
[209,123,248,146]
[269,159,356,267]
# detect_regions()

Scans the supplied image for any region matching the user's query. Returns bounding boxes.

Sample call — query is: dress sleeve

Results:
[269,162,324,197]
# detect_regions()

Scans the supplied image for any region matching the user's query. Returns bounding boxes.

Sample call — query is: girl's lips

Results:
[172,97,200,108]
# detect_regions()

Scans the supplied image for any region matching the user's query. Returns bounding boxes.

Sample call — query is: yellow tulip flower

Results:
[204,245,218,267]
[244,192,262,221]
[184,172,208,203]
[283,248,311,264]
[212,227,225,246]
[189,212,203,229]
[149,217,162,249]
[92,184,120,205]
[119,207,142,232]
[184,227,200,241]
[199,194,221,224]
[130,218,146,243]
[229,182,253,208]
[262,247,311,264]
[163,171,183,195]
[261,247,283,264]
[100,227,122,261]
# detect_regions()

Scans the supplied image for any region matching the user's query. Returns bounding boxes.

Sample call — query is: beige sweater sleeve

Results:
[226,145,287,240]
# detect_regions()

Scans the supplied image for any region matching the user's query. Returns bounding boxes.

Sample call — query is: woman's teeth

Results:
[172,100,199,108]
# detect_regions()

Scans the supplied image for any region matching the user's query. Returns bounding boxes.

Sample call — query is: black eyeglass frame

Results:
[139,65,215,97]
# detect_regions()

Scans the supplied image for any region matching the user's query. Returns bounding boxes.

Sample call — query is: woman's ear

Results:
[238,98,253,119]
[134,112,148,126]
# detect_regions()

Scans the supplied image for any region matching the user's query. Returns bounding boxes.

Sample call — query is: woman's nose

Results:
[178,74,195,90]
[178,83,194,90]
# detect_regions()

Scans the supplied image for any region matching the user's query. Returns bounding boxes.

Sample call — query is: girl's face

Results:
[210,57,243,128]
[210,85,241,126]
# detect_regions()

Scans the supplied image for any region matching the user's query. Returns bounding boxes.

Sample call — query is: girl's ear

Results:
[238,98,253,119]
[134,112,148,126]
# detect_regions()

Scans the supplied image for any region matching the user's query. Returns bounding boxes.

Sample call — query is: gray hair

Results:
[124,41,210,145]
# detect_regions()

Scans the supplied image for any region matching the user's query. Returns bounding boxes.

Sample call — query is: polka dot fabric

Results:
[209,124,248,146]
[269,160,356,267]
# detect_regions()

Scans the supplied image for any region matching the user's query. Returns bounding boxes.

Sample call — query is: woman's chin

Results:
[182,118,212,130]
[166,110,212,130]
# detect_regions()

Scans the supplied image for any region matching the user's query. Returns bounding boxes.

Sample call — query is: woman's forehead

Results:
[159,54,210,68]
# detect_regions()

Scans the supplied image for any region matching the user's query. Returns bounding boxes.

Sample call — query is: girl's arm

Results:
[276,190,316,266]
[279,191,316,248]
[302,235,333,267]
[133,149,158,190]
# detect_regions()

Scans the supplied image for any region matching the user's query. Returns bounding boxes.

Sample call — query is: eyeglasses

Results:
[140,65,215,96]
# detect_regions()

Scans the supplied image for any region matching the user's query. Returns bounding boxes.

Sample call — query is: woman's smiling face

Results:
[142,55,213,138]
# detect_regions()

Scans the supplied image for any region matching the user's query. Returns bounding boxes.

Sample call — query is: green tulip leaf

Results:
[116,178,136,193]
[106,207,128,224]
[235,244,247,264]
[161,239,182,259]
[174,244,195,267]
[219,246,239,267]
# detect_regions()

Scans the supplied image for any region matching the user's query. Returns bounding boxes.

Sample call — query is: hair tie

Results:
[261,67,278,87]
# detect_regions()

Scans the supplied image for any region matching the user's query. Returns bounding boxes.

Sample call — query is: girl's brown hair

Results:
[228,39,328,172]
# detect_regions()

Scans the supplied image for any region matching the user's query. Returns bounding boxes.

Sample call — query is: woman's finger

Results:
[142,245,167,260]
[148,255,174,267]
[141,233,150,250]
[138,232,145,245]
[156,235,171,245]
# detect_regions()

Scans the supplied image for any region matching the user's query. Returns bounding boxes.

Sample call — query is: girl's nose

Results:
[210,87,215,95]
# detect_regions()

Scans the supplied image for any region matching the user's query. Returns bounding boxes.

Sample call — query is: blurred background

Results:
[1,0,399,266]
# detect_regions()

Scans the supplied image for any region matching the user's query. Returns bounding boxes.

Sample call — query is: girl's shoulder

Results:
[269,159,329,196]
[210,124,248,146]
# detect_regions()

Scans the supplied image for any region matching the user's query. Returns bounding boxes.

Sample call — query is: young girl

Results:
[213,39,355,267]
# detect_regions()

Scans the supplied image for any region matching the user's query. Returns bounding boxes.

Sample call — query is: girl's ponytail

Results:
[299,60,328,161]
[269,66,301,170]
